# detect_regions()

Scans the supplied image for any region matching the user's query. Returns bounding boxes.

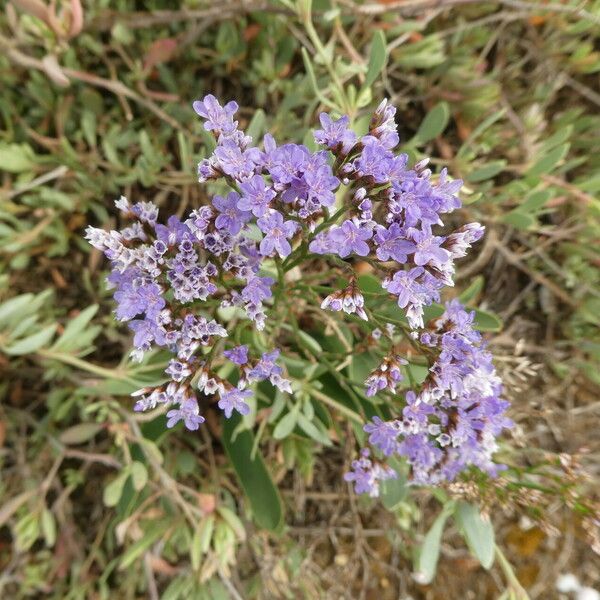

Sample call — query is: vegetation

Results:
[1,1,599,598]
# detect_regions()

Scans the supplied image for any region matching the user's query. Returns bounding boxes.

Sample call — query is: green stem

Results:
[304,386,363,424]
[37,349,140,385]
[495,545,530,600]
[299,3,350,114]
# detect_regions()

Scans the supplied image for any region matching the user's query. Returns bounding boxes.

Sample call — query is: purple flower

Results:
[247,349,281,381]
[213,191,251,235]
[267,143,309,185]
[223,345,249,365]
[114,281,165,321]
[364,417,400,456]
[370,98,399,149]
[354,139,406,183]
[314,113,357,154]
[383,267,426,309]
[409,226,450,268]
[214,138,261,181]
[329,220,372,258]
[166,398,205,430]
[88,96,505,477]
[218,387,252,418]
[344,449,397,497]
[238,175,276,217]
[304,162,340,208]
[128,318,161,349]
[155,215,191,247]
[192,95,238,135]
[241,276,273,305]
[444,223,484,258]
[373,223,416,263]
[257,211,298,258]
[246,349,292,392]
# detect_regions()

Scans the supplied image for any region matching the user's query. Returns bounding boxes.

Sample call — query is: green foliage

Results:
[1,0,599,597]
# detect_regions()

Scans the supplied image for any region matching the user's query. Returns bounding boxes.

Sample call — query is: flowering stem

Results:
[304,386,363,424]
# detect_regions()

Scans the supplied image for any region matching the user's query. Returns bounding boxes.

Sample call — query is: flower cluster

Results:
[347,301,511,495]
[87,95,508,492]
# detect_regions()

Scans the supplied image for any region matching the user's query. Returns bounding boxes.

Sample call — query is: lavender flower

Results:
[218,387,252,418]
[328,219,372,258]
[257,211,298,258]
[314,113,356,155]
[166,398,205,430]
[344,449,397,497]
[192,94,238,135]
[321,278,368,321]
[88,95,502,493]
[223,345,249,365]
[238,175,276,217]
[213,191,251,235]
[356,302,511,486]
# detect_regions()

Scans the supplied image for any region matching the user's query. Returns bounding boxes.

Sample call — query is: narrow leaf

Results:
[527,143,570,176]
[414,102,450,144]
[222,413,283,531]
[273,409,298,440]
[454,502,495,569]
[52,305,99,351]
[4,324,57,355]
[414,502,454,584]
[59,422,103,445]
[363,30,387,90]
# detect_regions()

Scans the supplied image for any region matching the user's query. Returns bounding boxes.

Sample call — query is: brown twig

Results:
[89,2,294,31]
[493,240,577,308]
[338,0,600,24]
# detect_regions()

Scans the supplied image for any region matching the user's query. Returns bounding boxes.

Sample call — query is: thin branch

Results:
[338,0,600,25]
[89,2,294,31]
[0,34,185,132]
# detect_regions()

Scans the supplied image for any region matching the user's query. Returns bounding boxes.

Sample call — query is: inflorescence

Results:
[87,95,510,494]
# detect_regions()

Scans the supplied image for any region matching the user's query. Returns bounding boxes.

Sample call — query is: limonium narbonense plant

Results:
[86,96,511,496]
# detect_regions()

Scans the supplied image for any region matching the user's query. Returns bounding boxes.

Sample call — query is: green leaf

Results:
[0,294,36,327]
[41,508,56,547]
[246,109,266,142]
[414,102,450,144]
[119,521,170,570]
[454,502,495,569]
[363,30,387,90]
[191,515,215,570]
[296,330,323,355]
[526,143,570,176]
[520,189,552,212]
[51,305,99,351]
[380,459,407,510]
[297,413,332,446]
[414,502,454,584]
[4,324,57,355]
[59,422,103,445]
[273,408,299,440]
[458,276,484,305]
[466,160,506,183]
[103,473,128,507]
[473,308,503,332]
[301,47,337,111]
[130,462,148,491]
[217,506,246,541]
[501,210,537,230]
[222,413,283,531]
[0,143,36,172]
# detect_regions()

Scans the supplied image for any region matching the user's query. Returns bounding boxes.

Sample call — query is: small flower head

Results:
[218,387,253,418]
